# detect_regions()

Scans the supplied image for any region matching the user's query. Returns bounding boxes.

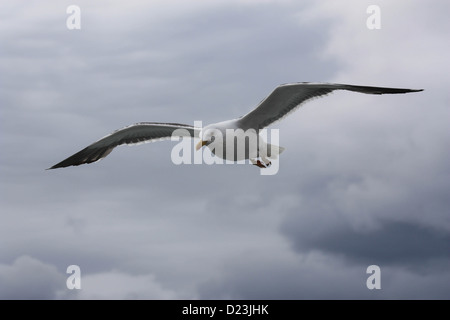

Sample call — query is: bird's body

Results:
[197,119,283,167]
[48,82,422,170]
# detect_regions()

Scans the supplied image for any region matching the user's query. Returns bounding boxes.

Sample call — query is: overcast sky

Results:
[1,0,449,299]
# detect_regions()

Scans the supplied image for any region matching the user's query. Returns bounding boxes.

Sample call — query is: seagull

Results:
[48,82,423,170]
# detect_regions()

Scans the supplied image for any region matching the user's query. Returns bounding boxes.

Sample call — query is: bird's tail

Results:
[266,144,285,159]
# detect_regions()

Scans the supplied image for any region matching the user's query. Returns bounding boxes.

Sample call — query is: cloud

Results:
[283,217,450,267]
[75,271,179,299]
[0,256,185,299]
[0,256,65,299]
[198,249,450,299]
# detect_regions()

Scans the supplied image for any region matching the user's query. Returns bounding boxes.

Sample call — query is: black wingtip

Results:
[46,146,114,171]
[46,164,63,170]
[371,87,424,94]
[46,163,68,170]
[367,87,424,95]
[406,88,424,92]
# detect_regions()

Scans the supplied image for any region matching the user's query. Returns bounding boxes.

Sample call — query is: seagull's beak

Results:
[196,140,207,151]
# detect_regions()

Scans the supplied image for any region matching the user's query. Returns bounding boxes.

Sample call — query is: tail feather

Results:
[266,144,285,159]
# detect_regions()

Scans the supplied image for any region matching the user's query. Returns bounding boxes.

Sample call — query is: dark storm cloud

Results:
[283,218,450,266]
[278,130,450,268]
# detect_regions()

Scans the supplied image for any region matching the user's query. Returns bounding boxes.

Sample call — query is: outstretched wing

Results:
[238,82,423,130]
[48,122,200,169]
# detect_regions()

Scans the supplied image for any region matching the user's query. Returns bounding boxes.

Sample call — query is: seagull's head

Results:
[196,126,221,151]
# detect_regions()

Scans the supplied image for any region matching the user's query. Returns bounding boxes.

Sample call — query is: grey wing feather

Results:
[238,82,423,130]
[48,122,200,169]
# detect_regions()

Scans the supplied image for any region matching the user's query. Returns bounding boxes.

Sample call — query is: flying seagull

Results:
[48,82,422,170]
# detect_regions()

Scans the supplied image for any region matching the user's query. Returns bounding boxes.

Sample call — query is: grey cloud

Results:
[197,250,450,299]
[0,256,66,299]
[279,152,450,267]
[283,217,450,267]
[76,271,179,299]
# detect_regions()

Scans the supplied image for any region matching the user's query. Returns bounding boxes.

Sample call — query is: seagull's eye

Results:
[210,136,216,142]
